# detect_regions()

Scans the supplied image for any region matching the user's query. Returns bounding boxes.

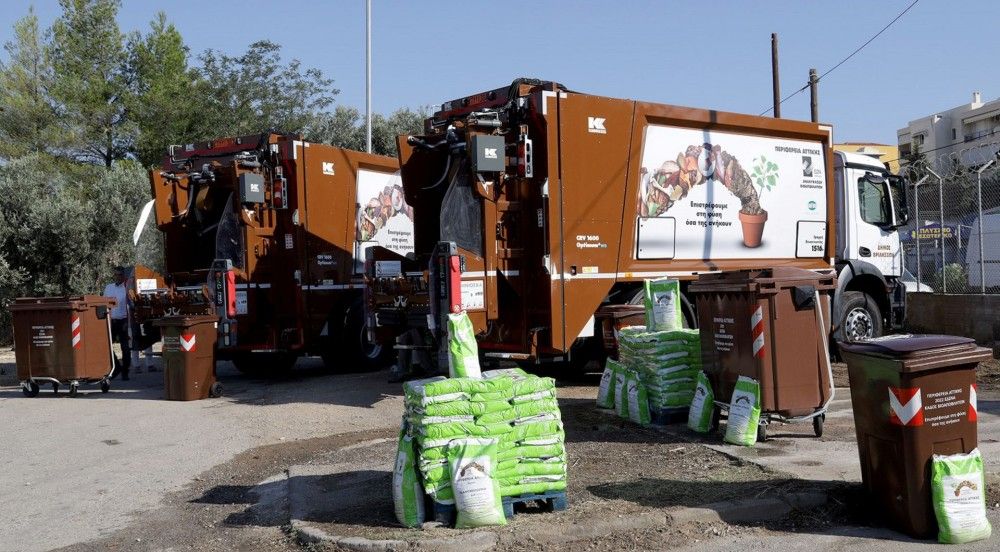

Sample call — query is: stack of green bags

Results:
[483,368,567,498]
[618,326,703,411]
[404,376,515,505]
[403,371,567,505]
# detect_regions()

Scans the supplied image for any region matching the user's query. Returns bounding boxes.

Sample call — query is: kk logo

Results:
[322,162,335,175]
[484,148,498,159]
[588,117,606,134]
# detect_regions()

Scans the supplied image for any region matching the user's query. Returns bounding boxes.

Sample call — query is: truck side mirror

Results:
[887,175,910,228]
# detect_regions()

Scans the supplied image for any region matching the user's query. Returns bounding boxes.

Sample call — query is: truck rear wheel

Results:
[323,302,390,373]
[835,291,882,343]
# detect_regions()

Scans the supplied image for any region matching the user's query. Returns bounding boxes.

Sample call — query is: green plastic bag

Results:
[626,375,651,425]
[614,370,631,418]
[415,399,511,418]
[392,430,425,527]
[448,438,506,528]
[511,389,555,404]
[724,376,761,446]
[447,312,482,378]
[687,371,715,433]
[596,360,619,409]
[642,280,682,332]
[512,376,556,397]
[499,479,567,497]
[932,448,992,544]
[482,367,530,379]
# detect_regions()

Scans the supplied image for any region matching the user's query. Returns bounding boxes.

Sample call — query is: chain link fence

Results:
[900,141,1000,294]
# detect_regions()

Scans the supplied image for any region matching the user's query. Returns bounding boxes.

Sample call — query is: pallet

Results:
[650,406,688,426]
[427,490,568,524]
[502,490,567,518]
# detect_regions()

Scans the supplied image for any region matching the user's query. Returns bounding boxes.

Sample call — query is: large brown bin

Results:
[839,335,991,539]
[153,315,221,401]
[689,268,836,433]
[9,295,116,396]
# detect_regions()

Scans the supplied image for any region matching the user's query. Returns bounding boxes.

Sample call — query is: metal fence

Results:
[900,142,1000,294]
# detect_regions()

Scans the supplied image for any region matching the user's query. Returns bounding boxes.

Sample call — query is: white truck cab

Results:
[832,151,909,341]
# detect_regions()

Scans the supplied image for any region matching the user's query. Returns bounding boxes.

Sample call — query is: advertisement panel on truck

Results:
[355,169,415,272]
[636,125,828,261]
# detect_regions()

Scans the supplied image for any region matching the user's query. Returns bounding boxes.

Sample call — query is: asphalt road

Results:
[0,354,403,552]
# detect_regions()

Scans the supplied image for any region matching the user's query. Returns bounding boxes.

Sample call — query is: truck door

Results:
[848,167,904,277]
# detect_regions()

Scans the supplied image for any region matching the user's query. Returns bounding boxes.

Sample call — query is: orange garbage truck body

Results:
[366,79,847,370]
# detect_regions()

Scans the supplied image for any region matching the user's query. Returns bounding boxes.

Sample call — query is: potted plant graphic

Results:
[738,156,777,247]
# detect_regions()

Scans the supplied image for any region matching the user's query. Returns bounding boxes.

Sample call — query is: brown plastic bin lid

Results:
[9,295,116,311]
[839,334,993,373]
[152,314,219,328]
[689,267,836,294]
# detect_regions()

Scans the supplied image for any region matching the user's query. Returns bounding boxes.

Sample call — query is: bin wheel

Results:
[813,414,825,437]
[68,384,79,397]
[23,381,40,398]
[100,380,110,394]
[757,423,768,442]
[209,382,223,398]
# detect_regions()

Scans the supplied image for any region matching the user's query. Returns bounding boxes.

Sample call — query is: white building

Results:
[897,92,1000,169]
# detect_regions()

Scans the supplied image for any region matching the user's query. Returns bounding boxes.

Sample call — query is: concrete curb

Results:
[288,491,828,550]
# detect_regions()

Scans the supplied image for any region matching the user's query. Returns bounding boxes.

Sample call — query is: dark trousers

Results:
[110,318,131,376]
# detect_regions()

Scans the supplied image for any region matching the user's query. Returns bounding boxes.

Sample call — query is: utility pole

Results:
[365,0,372,153]
[809,68,819,123]
[771,33,781,118]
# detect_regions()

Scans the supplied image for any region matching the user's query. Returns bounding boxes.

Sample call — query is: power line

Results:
[760,0,920,116]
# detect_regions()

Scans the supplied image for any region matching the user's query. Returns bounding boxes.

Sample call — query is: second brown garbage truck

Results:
[366,79,909,371]
[135,133,413,374]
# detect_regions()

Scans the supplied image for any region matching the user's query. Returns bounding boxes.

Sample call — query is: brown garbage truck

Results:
[365,79,908,371]
[135,133,413,374]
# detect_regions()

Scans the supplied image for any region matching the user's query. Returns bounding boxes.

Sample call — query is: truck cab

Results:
[832,150,909,341]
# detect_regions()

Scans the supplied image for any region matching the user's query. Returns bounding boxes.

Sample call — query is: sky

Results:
[1,0,997,147]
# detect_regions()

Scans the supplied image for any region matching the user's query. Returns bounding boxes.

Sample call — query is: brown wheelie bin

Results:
[689,267,836,440]
[9,295,116,397]
[153,314,222,401]
[839,335,991,539]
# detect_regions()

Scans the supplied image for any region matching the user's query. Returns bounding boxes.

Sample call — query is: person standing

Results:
[103,266,131,381]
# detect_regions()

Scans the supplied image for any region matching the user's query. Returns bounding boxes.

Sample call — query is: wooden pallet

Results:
[428,490,568,523]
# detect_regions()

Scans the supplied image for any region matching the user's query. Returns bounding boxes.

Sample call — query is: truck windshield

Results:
[857,174,892,227]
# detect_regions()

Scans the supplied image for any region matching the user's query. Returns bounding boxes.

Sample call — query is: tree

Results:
[0,9,61,159]
[48,0,134,167]
[127,12,196,167]
[193,40,337,139]
[306,106,427,157]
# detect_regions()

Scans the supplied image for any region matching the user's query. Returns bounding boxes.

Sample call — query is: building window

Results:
[953,128,957,140]
[913,134,925,147]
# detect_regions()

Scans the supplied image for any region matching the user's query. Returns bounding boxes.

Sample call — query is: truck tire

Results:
[835,291,882,343]
[324,302,390,373]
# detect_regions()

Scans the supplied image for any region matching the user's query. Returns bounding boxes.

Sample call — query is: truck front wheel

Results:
[835,291,882,343]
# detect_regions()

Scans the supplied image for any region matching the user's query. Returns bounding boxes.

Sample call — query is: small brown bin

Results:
[839,335,991,539]
[689,267,836,438]
[153,315,222,401]
[9,295,116,396]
